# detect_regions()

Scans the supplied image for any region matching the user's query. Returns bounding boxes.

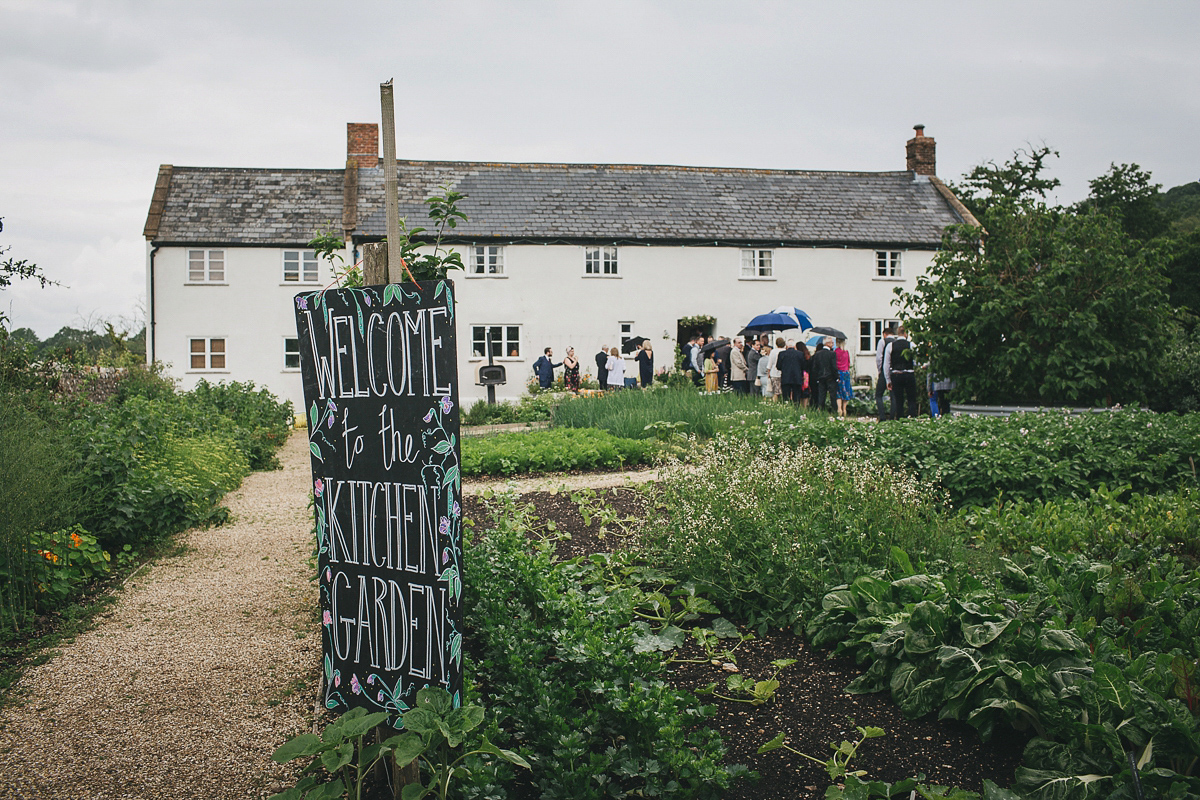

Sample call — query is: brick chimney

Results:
[905,125,936,176]
[347,123,379,168]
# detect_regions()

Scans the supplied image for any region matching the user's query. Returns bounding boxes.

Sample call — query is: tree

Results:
[896,204,1171,407]
[1,217,56,330]
[1076,162,1168,241]
[948,145,1060,218]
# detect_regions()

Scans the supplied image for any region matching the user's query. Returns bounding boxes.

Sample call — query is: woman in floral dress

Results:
[563,347,581,392]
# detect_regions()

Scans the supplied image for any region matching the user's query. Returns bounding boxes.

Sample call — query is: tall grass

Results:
[550,387,828,439]
[0,409,75,630]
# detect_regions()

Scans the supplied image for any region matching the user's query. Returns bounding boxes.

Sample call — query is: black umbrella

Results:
[807,326,848,340]
[700,338,731,354]
[621,336,649,353]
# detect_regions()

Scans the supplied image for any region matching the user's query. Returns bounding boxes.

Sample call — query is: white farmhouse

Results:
[143,125,976,409]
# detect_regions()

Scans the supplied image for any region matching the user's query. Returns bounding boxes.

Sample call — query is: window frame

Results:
[468,245,506,277]
[739,248,774,280]
[470,324,523,361]
[188,337,228,372]
[859,319,901,354]
[283,336,301,371]
[874,250,903,280]
[618,321,635,351]
[186,249,226,284]
[584,245,619,277]
[282,250,320,284]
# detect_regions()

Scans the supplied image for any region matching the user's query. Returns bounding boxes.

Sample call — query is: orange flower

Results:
[70,532,83,548]
[38,550,59,564]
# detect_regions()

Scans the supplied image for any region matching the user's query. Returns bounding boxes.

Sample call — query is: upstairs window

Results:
[471,325,522,359]
[283,250,319,283]
[740,249,773,278]
[188,250,225,283]
[470,245,505,276]
[875,251,902,278]
[585,246,619,276]
[190,337,226,370]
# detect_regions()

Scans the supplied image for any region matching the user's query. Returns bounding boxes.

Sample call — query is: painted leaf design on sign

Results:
[310,442,323,462]
[383,284,398,306]
[443,465,459,488]
[433,440,451,454]
[309,401,319,431]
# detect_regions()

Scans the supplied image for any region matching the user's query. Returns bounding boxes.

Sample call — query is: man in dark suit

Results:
[810,337,839,413]
[777,340,805,403]
[595,345,609,389]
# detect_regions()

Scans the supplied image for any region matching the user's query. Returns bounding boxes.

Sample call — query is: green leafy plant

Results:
[759,723,885,781]
[389,185,467,282]
[270,688,528,800]
[308,227,361,288]
[700,658,796,705]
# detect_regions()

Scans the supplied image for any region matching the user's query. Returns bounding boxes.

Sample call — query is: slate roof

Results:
[151,167,345,245]
[148,161,967,247]
[356,163,964,247]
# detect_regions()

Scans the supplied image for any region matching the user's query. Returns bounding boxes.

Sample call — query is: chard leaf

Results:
[963,618,1012,648]
[1092,661,1132,711]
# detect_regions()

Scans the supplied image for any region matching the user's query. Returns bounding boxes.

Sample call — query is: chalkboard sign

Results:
[294,281,462,721]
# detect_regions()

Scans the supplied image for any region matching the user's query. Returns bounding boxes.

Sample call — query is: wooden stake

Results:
[363,242,388,285]
[380,80,401,285]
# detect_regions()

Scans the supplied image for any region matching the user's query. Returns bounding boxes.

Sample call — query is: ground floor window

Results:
[859,319,900,354]
[619,321,635,350]
[189,337,226,370]
[472,325,521,358]
[284,337,300,370]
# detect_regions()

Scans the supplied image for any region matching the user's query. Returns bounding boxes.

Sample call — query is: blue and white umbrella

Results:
[771,306,815,330]
[742,312,803,332]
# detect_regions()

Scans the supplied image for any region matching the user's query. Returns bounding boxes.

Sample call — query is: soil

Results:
[462,489,1028,800]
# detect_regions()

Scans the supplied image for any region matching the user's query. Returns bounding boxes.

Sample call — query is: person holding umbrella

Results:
[635,341,654,388]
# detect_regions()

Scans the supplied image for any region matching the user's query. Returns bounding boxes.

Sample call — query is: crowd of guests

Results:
[682,333,854,417]
[532,342,657,392]
[531,326,948,420]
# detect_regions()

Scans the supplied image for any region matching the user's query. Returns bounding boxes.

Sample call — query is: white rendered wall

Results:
[148,243,347,413]
[148,241,932,410]
[454,243,933,404]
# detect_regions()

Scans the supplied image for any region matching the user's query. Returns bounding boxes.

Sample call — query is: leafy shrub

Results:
[717,408,1200,506]
[188,379,293,470]
[960,484,1200,564]
[69,396,250,549]
[461,428,655,476]
[464,494,745,799]
[806,547,1200,799]
[27,525,111,608]
[643,438,958,628]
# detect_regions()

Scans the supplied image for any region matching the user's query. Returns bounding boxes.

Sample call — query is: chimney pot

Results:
[906,126,936,176]
[347,123,379,169]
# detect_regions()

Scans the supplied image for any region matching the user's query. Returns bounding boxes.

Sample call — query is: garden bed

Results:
[463,489,1027,798]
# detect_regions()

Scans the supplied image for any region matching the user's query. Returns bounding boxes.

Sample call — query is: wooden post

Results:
[380,81,419,797]
[363,242,388,285]
[380,80,402,285]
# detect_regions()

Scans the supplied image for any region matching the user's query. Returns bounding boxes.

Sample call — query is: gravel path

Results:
[0,431,320,800]
[0,431,652,799]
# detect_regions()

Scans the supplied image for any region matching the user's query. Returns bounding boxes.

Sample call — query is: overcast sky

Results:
[2,0,1198,337]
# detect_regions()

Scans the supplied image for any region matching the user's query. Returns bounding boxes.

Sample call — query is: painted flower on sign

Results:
[296,296,308,310]
[314,479,324,497]
[452,500,460,518]
[351,674,361,695]
[440,397,453,415]
[323,610,332,626]
[439,517,450,536]
[423,410,434,423]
